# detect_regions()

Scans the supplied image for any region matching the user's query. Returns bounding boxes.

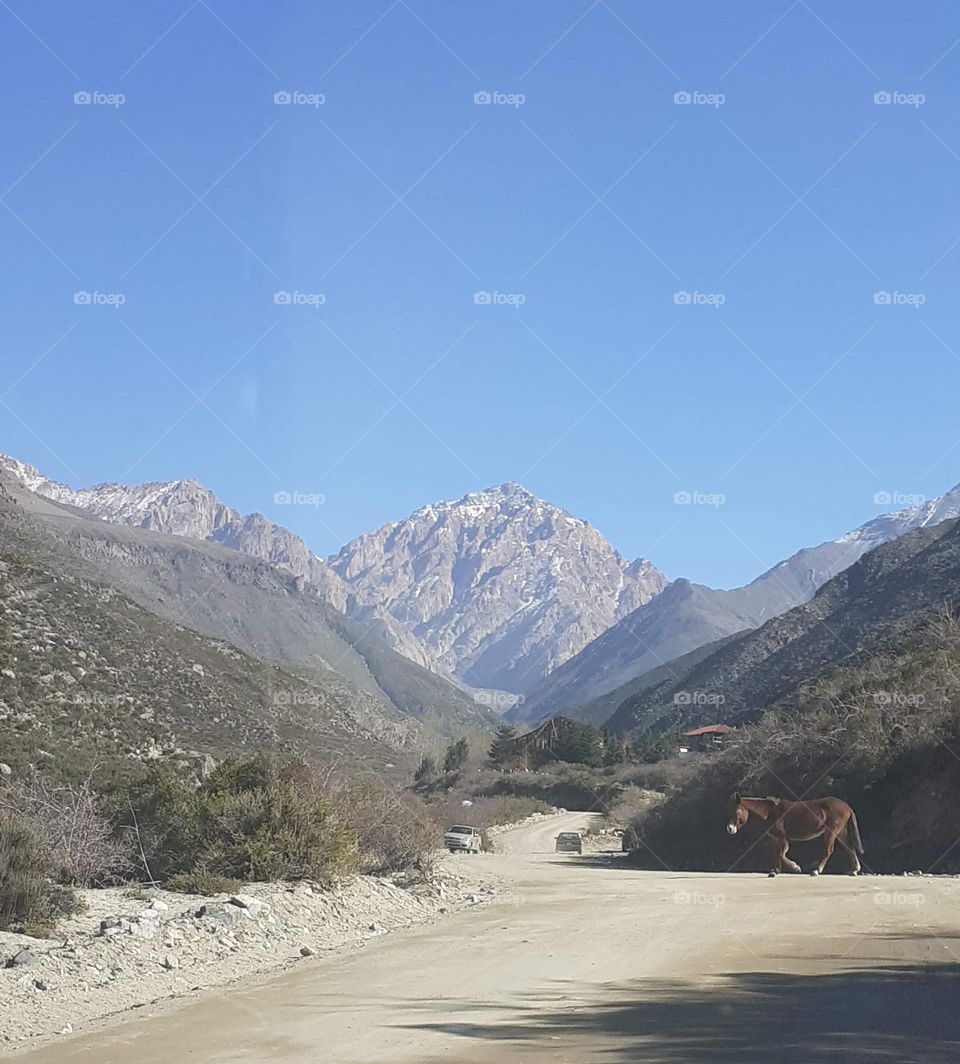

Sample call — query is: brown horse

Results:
[725,792,864,876]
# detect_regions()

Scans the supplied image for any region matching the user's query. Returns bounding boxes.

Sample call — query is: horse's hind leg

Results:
[812,831,837,875]
[834,824,861,875]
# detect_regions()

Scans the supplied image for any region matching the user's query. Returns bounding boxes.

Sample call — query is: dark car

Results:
[555,831,583,854]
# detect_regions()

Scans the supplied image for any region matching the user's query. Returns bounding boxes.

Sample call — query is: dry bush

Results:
[348,785,441,873]
[0,774,133,887]
[0,811,83,935]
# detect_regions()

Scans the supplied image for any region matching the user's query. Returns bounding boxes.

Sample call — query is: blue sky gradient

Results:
[2,1,959,587]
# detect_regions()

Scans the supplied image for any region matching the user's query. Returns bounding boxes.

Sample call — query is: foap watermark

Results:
[673,490,725,507]
[874,90,925,108]
[473,90,525,108]
[674,290,725,308]
[474,290,526,307]
[274,490,325,507]
[274,290,325,308]
[874,490,925,507]
[873,691,925,708]
[673,690,725,707]
[74,290,125,307]
[74,90,125,108]
[874,290,925,308]
[673,890,725,907]
[674,90,725,108]
[475,691,525,712]
[874,891,925,907]
[274,90,325,107]
[273,691,323,707]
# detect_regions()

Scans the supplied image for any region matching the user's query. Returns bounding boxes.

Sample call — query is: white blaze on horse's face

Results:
[726,822,738,835]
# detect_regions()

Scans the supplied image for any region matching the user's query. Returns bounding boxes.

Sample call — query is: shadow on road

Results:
[400,961,960,1063]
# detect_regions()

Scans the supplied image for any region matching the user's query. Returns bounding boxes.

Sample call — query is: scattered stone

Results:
[60,1024,73,1035]
[162,955,179,971]
[0,762,11,775]
[6,949,34,968]
[33,980,48,992]
[196,902,244,927]
[148,898,169,913]
[228,894,269,918]
[299,946,314,957]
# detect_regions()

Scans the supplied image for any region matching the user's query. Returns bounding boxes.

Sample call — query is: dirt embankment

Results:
[0,810,571,1054]
[0,863,498,1053]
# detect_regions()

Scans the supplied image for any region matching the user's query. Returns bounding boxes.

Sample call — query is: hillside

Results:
[517,483,960,722]
[0,485,419,775]
[0,458,667,697]
[2,475,495,741]
[565,632,747,727]
[607,517,960,737]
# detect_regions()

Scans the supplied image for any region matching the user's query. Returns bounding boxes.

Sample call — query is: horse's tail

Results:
[847,809,864,855]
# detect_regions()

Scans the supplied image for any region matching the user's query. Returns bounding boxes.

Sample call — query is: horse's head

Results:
[726,791,748,835]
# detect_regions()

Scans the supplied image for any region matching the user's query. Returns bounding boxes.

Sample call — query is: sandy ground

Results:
[14,812,960,1063]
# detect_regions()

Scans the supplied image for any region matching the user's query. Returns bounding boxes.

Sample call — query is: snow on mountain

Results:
[328,483,668,693]
[0,457,667,693]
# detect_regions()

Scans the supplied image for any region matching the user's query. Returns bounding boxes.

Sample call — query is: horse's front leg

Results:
[767,834,800,875]
[778,837,802,873]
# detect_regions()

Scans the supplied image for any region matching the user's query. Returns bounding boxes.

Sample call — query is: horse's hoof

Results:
[809,869,820,877]
[850,870,860,877]
[768,871,778,878]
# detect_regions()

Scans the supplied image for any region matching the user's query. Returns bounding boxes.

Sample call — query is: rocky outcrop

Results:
[329,484,668,693]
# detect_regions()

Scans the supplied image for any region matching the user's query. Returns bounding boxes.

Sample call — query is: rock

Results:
[148,899,169,912]
[60,1024,73,1036]
[6,949,35,968]
[162,954,179,971]
[0,762,11,776]
[196,902,244,927]
[368,923,387,935]
[99,917,123,936]
[299,946,314,957]
[34,980,48,992]
[191,663,205,676]
[228,894,269,918]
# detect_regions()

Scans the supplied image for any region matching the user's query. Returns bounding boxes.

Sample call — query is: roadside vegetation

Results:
[0,753,443,937]
[630,609,960,873]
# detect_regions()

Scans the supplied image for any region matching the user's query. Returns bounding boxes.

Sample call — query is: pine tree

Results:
[443,737,470,774]
[413,755,437,783]
[488,724,517,768]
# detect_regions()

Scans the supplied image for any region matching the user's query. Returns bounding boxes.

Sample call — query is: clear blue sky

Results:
[2,1,959,588]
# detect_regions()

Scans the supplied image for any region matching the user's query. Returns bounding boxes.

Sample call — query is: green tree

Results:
[602,729,628,766]
[553,722,602,766]
[488,724,517,768]
[413,755,437,783]
[443,738,470,774]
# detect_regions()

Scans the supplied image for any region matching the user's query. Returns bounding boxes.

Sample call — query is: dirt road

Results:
[19,812,960,1063]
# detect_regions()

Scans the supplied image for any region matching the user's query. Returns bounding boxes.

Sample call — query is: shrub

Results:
[1,775,133,887]
[0,811,82,935]
[339,782,441,873]
[193,782,357,886]
[164,871,245,896]
[111,757,358,890]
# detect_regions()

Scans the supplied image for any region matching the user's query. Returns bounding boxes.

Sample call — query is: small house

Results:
[682,724,734,753]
